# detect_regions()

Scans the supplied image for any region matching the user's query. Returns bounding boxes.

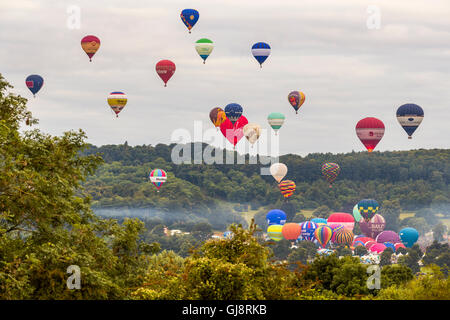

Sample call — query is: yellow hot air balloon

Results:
[107,91,127,117]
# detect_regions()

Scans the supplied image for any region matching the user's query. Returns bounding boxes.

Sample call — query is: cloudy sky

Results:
[1,0,450,157]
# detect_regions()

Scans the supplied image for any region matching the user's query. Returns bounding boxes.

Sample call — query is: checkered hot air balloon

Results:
[149,169,167,192]
[357,199,380,222]
[321,162,340,187]
[278,180,296,198]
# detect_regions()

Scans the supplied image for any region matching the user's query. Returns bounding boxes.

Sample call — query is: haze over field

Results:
[2,0,450,156]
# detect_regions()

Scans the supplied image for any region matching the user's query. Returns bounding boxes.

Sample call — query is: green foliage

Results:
[380,264,414,289]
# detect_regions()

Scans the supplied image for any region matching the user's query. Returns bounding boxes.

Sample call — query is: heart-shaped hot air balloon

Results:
[288,91,306,114]
[156,60,176,87]
[220,116,248,148]
[355,117,385,152]
[81,35,100,62]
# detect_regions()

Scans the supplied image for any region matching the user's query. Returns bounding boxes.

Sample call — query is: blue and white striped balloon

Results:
[251,42,271,68]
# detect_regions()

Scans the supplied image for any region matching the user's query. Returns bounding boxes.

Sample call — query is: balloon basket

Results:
[408,136,412,139]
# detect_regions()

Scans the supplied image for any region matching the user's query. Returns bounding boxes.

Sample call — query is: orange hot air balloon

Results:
[81,35,100,62]
[282,223,302,241]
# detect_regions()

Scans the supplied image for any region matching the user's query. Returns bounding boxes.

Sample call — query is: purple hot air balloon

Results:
[359,214,386,239]
[376,230,400,244]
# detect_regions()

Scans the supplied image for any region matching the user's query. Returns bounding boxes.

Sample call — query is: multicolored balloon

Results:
[149,169,167,192]
[209,107,227,129]
[251,42,271,68]
[278,180,296,198]
[327,212,355,231]
[224,103,243,124]
[321,162,340,187]
[359,214,386,239]
[156,60,176,87]
[270,163,287,183]
[266,209,287,226]
[180,9,199,33]
[328,224,344,243]
[357,199,380,222]
[288,91,306,114]
[396,104,424,139]
[301,221,317,241]
[267,112,285,135]
[107,92,127,117]
[267,224,283,241]
[334,229,354,246]
[243,123,261,146]
[81,35,100,62]
[282,223,302,241]
[315,225,333,248]
[220,116,248,148]
[25,75,44,97]
[399,227,419,248]
[311,218,327,226]
[195,38,214,64]
[355,117,385,152]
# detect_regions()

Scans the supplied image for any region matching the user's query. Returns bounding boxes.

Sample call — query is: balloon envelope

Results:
[399,227,419,248]
[270,163,287,183]
[370,243,387,254]
[282,223,302,241]
[266,209,287,226]
[180,9,199,32]
[321,162,340,186]
[25,75,44,96]
[267,112,285,133]
[376,230,400,244]
[278,180,296,198]
[301,221,317,241]
[288,91,305,114]
[334,229,354,246]
[328,224,344,243]
[327,212,354,231]
[251,42,271,67]
[81,35,100,61]
[357,199,380,222]
[267,224,283,241]
[107,91,127,116]
[243,123,261,145]
[384,242,396,252]
[195,38,214,63]
[359,214,386,239]
[396,104,424,139]
[355,117,385,152]
[149,169,167,190]
[220,116,248,147]
[315,225,333,248]
[209,107,226,128]
[353,204,362,222]
[156,60,176,86]
[224,103,243,124]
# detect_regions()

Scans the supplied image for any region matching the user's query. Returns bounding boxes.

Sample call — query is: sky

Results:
[1,0,450,157]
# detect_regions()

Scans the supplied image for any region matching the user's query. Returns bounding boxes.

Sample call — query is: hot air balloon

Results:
[267,224,283,241]
[81,35,100,62]
[156,60,176,87]
[352,240,365,247]
[396,104,424,139]
[149,169,167,192]
[370,243,387,254]
[327,212,355,231]
[224,103,243,124]
[355,117,385,152]
[376,230,400,244]
[25,75,44,97]
[384,242,396,252]
[321,162,340,187]
[180,9,199,33]
[282,223,302,241]
[311,218,327,226]
[328,224,344,243]
[315,225,333,248]
[365,240,377,250]
[354,236,375,246]
[195,38,214,64]
[209,107,227,130]
[353,204,362,222]
[399,227,419,248]
[288,91,306,114]
[270,163,287,183]
[266,209,287,226]
[394,243,406,251]
[334,229,354,246]
[107,91,127,117]
[251,42,271,68]
[301,221,317,241]
[278,180,296,198]
[267,113,285,135]
[357,199,380,222]
[220,116,248,149]
[243,123,261,146]
[359,214,386,239]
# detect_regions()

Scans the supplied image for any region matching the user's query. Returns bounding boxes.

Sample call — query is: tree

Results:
[354,245,368,257]
[380,264,414,289]
[433,223,447,242]
[379,248,394,267]
[379,200,401,232]
[312,205,331,219]
[280,201,296,222]
[398,244,423,274]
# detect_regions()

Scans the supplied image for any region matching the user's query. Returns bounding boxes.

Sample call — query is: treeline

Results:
[82,142,450,214]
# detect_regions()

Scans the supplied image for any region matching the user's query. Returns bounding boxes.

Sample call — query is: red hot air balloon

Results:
[220,116,248,149]
[355,117,385,152]
[81,35,100,62]
[156,60,176,86]
[327,212,355,231]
